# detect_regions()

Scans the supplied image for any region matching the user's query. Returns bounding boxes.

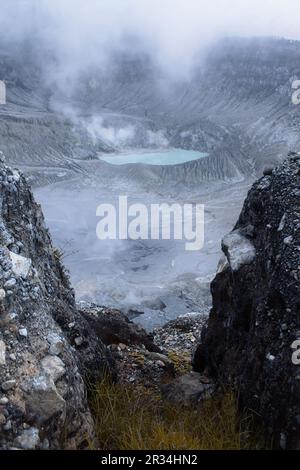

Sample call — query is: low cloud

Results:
[1,1,300,88]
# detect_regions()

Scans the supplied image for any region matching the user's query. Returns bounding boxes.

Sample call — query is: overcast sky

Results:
[1,0,300,80]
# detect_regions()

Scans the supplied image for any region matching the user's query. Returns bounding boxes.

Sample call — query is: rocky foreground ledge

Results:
[0,154,113,449]
[79,303,208,390]
[194,154,300,449]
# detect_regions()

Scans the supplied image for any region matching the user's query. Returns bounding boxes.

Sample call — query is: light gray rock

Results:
[8,251,32,279]
[1,379,16,391]
[222,230,256,271]
[16,427,40,450]
[47,333,64,356]
[41,355,66,382]
[3,420,12,431]
[24,375,66,423]
[74,336,83,346]
[216,254,229,274]
[7,312,17,321]
[0,339,6,365]
[0,289,6,301]
[283,236,293,245]
[18,328,28,338]
[277,214,286,232]
[4,278,16,289]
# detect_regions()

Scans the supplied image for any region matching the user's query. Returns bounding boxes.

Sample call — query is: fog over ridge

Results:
[1,0,300,86]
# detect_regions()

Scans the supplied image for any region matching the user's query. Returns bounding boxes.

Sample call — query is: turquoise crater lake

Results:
[99,149,208,166]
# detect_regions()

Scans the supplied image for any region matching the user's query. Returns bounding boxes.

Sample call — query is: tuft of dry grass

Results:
[167,350,191,374]
[88,378,267,450]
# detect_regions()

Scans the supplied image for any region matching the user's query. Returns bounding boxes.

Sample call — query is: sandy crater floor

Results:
[34,151,251,330]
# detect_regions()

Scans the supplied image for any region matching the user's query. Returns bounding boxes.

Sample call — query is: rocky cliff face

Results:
[194,155,300,449]
[0,153,112,449]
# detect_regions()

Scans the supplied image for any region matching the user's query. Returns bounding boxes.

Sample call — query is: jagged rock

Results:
[8,251,32,279]
[194,157,300,449]
[74,336,84,346]
[161,371,214,406]
[47,333,64,356]
[80,303,161,353]
[18,328,28,338]
[222,230,256,271]
[0,160,113,449]
[41,356,66,382]
[23,375,66,423]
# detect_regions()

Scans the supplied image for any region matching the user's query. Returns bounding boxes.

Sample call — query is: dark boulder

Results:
[80,303,161,353]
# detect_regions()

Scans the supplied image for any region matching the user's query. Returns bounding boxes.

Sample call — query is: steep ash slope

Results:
[0,154,112,449]
[194,155,300,448]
